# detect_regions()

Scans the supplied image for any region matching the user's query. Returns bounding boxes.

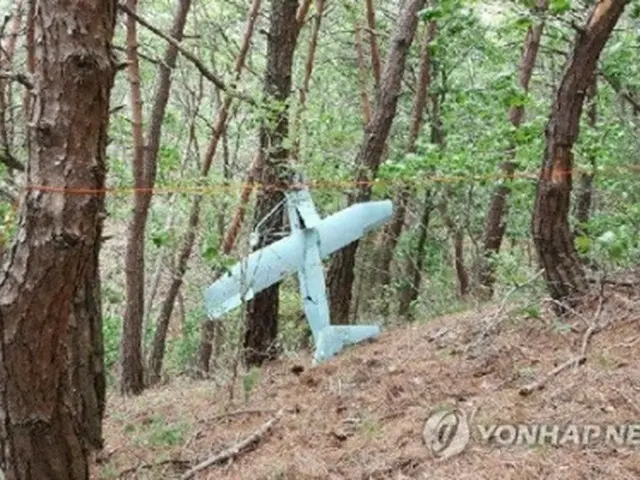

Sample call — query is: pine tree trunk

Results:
[120,0,192,395]
[327,0,426,324]
[398,190,433,318]
[244,0,300,367]
[375,20,436,301]
[0,0,116,476]
[532,0,627,309]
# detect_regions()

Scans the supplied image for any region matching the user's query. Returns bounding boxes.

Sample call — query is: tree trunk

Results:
[574,75,597,235]
[120,0,192,395]
[0,0,116,476]
[365,0,382,90]
[244,0,300,367]
[532,0,627,309]
[478,0,547,299]
[453,228,470,297]
[327,0,426,325]
[354,22,373,124]
[398,190,433,318]
[149,0,261,385]
[291,0,324,161]
[375,20,436,300]
[68,238,106,451]
[147,200,200,384]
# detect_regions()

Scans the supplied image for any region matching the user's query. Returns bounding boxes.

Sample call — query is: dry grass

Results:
[93,284,640,479]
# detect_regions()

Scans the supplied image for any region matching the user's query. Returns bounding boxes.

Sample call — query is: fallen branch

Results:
[180,409,283,480]
[519,355,586,396]
[118,3,255,105]
[587,277,639,288]
[119,458,190,477]
[520,289,606,396]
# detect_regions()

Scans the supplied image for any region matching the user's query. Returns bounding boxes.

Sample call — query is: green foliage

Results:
[129,414,190,448]
[549,0,572,15]
[103,314,122,385]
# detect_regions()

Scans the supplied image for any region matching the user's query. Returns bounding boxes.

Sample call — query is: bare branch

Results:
[0,70,33,89]
[0,148,24,171]
[180,410,283,479]
[117,3,256,105]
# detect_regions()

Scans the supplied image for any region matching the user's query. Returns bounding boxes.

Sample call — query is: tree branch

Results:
[117,3,256,105]
[0,70,33,89]
[600,70,640,115]
[180,410,282,479]
[0,148,24,171]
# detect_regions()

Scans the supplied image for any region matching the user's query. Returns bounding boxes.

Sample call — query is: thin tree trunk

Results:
[375,20,436,300]
[120,0,192,395]
[244,0,300,367]
[574,74,597,235]
[327,0,426,325]
[354,22,373,124]
[398,189,433,318]
[148,0,262,384]
[296,0,313,30]
[195,152,263,374]
[453,228,470,296]
[397,72,445,318]
[478,0,547,299]
[532,0,627,310]
[364,0,382,90]
[143,74,203,334]
[291,0,324,161]
[0,0,115,475]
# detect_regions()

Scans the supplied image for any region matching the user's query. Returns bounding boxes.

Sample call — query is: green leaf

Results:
[575,235,592,254]
[201,240,219,262]
[151,231,170,248]
[513,16,533,30]
[550,0,571,15]
[419,6,445,21]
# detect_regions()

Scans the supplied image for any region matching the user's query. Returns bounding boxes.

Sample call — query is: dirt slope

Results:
[94,287,640,480]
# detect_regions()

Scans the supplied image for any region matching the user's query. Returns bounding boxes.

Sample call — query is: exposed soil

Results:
[93,284,640,479]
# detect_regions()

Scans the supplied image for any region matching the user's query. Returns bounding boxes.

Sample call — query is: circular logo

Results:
[423,408,470,459]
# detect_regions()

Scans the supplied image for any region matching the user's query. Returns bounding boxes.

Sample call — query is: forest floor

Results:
[93,282,640,480]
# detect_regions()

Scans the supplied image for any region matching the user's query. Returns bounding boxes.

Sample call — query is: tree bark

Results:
[327,0,426,325]
[120,0,192,395]
[375,20,436,300]
[364,0,382,90]
[532,0,628,309]
[354,22,373,125]
[0,0,116,476]
[478,0,547,299]
[244,0,300,367]
[148,0,261,385]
